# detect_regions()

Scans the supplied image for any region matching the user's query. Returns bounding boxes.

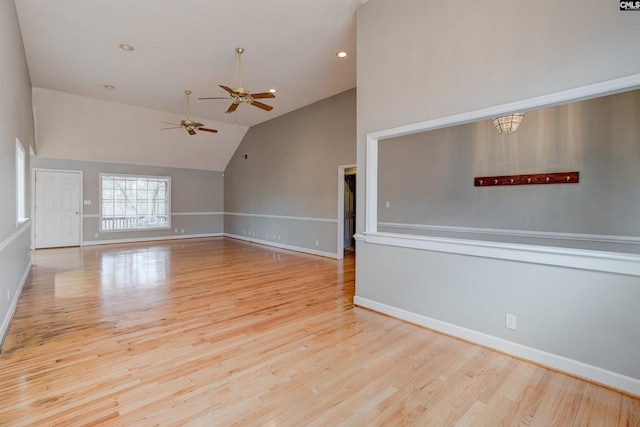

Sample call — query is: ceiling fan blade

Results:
[225,103,239,114]
[187,128,197,136]
[192,122,204,128]
[251,92,276,99]
[250,100,274,111]
[198,127,218,133]
[160,126,182,130]
[219,85,237,94]
[161,121,179,126]
[198,96,230,100]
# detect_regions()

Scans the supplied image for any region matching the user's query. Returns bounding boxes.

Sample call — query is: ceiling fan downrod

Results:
[184,89,192,120]
[236,47,244,90]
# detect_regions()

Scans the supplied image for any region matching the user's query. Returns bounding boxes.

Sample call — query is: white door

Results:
[35,170,82,248]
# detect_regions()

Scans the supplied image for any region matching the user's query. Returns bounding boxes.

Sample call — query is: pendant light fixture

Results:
[493,113,524,134]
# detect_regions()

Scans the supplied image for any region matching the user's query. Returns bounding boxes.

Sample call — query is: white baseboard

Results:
[82,233,223,246]
[224,233,338,259]
[354,296,640,397]
[0,261,32,350]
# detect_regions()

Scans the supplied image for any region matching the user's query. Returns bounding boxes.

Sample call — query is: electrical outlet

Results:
[505,313,517,330]
[385,201,390,208]
[315,240,319,247]
[6,289,10,301]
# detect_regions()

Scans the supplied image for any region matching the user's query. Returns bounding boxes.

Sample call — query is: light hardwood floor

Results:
[1,237,638,426]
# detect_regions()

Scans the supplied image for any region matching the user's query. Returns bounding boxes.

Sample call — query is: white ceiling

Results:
[14,0,364,129]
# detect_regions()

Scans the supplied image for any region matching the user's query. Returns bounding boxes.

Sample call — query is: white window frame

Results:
[15,139,28,224]
[99,173,171,232]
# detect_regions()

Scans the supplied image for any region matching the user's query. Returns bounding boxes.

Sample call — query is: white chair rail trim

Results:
[364,232,640,277]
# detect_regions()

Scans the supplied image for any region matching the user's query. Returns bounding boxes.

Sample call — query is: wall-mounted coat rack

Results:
[474,171,579,187]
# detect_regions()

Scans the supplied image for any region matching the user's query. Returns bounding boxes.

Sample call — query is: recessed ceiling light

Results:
[268,88,277,94]
[118,43,135,52]
[336,51,348,58]
[103,84,115,90]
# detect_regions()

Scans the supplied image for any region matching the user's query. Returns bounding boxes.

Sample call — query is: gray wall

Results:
[224,89,356,256]
[378,90,640,253]
[356,0,640,390]
[0,0,35,344]
[31,157,224,244]
[356,241,640,381]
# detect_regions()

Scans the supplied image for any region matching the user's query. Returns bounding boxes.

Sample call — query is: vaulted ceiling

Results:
[15,0,364,128]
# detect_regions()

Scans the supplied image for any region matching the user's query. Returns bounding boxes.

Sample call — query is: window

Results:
[100,174,171,231]
[15,139,27,223]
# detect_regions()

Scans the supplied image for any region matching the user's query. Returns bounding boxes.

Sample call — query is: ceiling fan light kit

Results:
[199,47,275,114]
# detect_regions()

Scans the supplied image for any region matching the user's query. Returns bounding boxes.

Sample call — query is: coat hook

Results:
[527,177,531,183]
[546,177,550,183]
[494,179,498,184]
[479,179,483,185]
[566,176,570,181]
[510,178,514,184]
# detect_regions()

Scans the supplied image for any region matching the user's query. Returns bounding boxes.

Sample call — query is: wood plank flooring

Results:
[1,237,638,426]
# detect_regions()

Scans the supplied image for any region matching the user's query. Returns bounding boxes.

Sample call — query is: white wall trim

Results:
[83,211,223,218]
[365,134,378,233]
[172,212,224,216]
[378,222,640,246]
[224,233,339,259]
[368,73,640,142]
[364,73,640,235]
[0,260,31,349]
[0,221,31,254]
[82,233,222,246]
[364,232,640,277]
[225,212,338,224]
[353,296,640,397]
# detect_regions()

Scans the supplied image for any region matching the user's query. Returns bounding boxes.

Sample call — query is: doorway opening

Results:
[337,164,356,259]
